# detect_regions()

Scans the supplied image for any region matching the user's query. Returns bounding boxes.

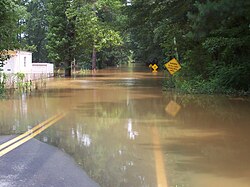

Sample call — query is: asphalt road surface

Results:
[0,136,100,187]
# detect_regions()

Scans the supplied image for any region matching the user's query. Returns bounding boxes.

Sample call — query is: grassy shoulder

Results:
[162,73,250,96]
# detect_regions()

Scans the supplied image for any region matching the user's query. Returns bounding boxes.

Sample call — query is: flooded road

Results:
[1,65,250,187]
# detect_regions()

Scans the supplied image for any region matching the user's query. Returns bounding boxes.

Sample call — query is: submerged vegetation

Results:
[0,72,7,95]
[0,0,249,94]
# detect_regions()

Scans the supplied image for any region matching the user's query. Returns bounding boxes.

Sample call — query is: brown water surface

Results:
[0,65,250,187]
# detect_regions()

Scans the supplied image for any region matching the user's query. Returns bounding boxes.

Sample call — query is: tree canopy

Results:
[66,0,123,70]
[125,0,250,92]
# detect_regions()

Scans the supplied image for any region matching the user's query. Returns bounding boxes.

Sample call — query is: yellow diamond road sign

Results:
[165,58,181,75]
[151,64,158,73]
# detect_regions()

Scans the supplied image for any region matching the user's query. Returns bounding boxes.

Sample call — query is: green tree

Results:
[25,0,48,62]
[0,1,20,52]
[125,0,161,64]
[46,0,76,76]
[125,0,193,65]
[67,0,123,70]
[185,0,250,91]
[0,0,28,70]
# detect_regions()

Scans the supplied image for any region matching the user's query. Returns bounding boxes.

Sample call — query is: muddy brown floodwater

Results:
[0,64,250,187]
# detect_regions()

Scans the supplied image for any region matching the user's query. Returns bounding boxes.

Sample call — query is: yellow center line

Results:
[0,113,66,157]
[152,126,168,187]
[0,114,62,151]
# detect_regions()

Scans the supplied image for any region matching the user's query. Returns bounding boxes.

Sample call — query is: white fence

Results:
[4,73,54,89]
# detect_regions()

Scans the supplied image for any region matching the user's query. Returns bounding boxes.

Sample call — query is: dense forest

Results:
[0,0,249,93]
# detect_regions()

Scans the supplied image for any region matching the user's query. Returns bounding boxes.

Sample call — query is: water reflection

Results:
[0,65,250,187]
[162,94,250,187]
[73,128,92,147]
[165,100,181,117]
[0,93,47,135]
[127,119,138,140]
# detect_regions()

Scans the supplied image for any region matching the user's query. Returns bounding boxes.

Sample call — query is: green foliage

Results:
[125,0,195,65]
[0,52,8,94]
[78,61,92,70]
[0,53,10,69]
[45,0,77,76]
[25,0,48,62]
[45,0,125,73]
[0,0,32,60]
[125,1,161,63]
[163,60,250,94]
[1,0,129,76]
[14,72,33,91]
[209,61,250,91]
[66,0,123,69]
[15,72,25,90]
[124,0,249,93]
[97,45,131,68]
[157,0,250,93]
[46,0,75,64]
[0,1,20,51]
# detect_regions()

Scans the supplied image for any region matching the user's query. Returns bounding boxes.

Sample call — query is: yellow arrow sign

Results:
[165,58,181,75]
[151,64,158,73]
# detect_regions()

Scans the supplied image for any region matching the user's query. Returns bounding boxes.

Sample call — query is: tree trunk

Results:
[92,46,97,70]
[65,61,71,77]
